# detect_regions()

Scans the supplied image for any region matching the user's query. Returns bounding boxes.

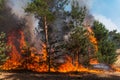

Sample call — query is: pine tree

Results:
[97,39,117,64]
[66,27,95,66]
[92,21,117,64]
[65,1,95,66]
[25,0,69,72]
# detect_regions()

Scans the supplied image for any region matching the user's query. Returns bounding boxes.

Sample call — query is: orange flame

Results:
[2,30,48,72]
[90,58,99,65]
[2,31,21,70]
[57,56,101,73]
[1,29,108,73]
[87,27,98,52]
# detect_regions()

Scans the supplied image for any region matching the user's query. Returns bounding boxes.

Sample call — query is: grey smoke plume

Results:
[1,0,94,51]
[6,0,42,49]
[6,0,30,18]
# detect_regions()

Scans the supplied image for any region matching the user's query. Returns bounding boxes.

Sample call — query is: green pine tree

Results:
[65,1,95,66]
[25,0,69,72]
[92,21,117,64]
[67,27,95,66]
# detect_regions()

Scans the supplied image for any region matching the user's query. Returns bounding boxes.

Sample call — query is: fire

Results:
[87,27,99,65]
[23,45,48,72]
[19,30,27,49]
[57,56,101,73]
[2,28,101,73]
[90,58,99,65]
[87,27,98,52]
[58,56,76,72]
[2,29,48,72]
[2,31,22,70]
[2,28,113,74]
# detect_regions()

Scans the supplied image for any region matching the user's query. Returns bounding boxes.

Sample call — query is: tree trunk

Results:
[44,16,50,72]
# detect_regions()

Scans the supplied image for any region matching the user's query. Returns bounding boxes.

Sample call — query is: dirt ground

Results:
[0,71,120,80]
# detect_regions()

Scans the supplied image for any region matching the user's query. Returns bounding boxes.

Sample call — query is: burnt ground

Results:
[0,71,120,80]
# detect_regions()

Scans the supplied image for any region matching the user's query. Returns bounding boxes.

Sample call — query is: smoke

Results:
[4,0,42,50]
[6,0,30,18]
[0,0,94,50]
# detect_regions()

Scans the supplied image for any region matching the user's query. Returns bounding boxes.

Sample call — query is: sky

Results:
[91,0,120,32]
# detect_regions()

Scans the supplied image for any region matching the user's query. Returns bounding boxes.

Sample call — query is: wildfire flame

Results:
[2,31,22,70]
[3,28,120,73]
[57,55,101,73]
[2,29,48,72]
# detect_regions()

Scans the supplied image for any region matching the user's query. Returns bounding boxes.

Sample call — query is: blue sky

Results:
[91,0,120,32]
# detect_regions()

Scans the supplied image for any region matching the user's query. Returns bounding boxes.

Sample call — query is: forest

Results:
[0,0,120,80]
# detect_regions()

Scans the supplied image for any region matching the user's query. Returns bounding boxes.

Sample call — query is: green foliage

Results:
[65,1,95,66]
[71,7,86,26]
[97,40,117,64]
[92,21,109,41]
[92,21,117,64]
[67,27,89,53]
[25,0,54,22]
[66,27,95,65]
[0,32,9,65]
[70,1,87,27]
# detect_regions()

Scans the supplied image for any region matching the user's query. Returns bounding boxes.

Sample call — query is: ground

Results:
[0,71,120,80]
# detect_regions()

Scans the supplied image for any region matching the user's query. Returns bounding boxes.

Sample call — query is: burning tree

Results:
[64,1,97,66]
[25,0,54,72]
[66,27,96,66]
[25,0,69,72]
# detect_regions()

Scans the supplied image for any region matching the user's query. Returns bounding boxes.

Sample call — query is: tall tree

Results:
[66,27,95,66]
[65,1,95,66]
[25,0,54,72]
[25,0,69,72]
[92,21,117,64]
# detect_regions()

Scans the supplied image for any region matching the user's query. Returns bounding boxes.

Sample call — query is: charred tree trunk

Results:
[44,16,50,72]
